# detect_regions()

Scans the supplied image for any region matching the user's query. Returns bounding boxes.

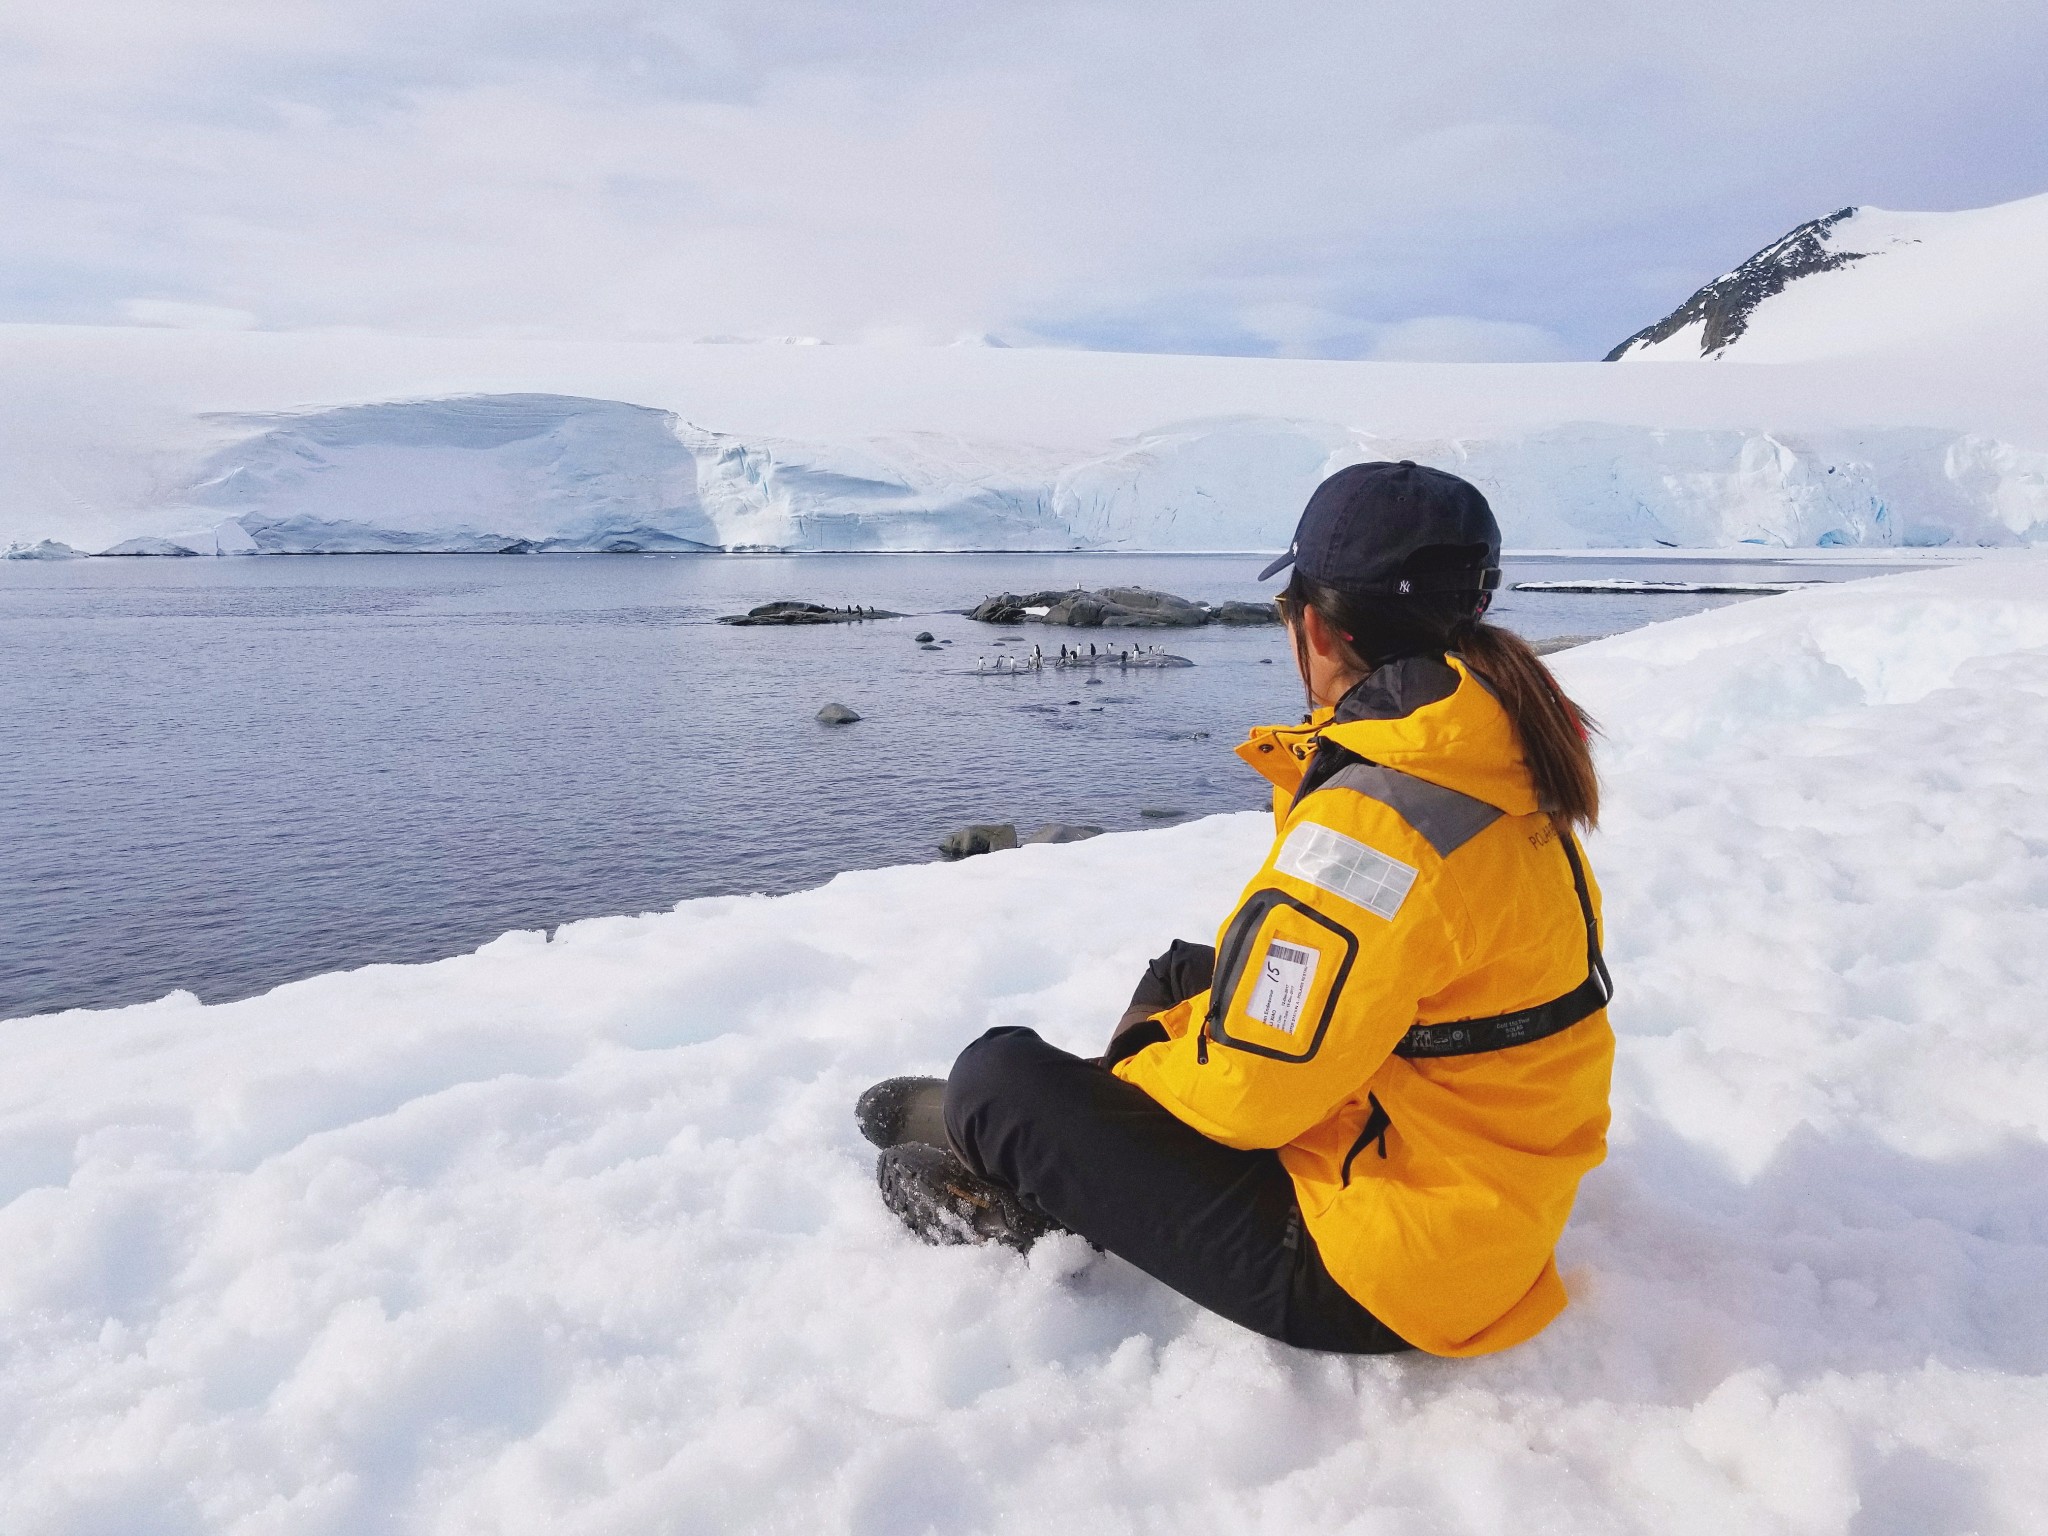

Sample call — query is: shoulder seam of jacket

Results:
[1319,762,1503,859]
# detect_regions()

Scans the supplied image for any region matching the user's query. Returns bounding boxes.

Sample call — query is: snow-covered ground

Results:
[4,556,2045,1533]
[3,301,2046,556]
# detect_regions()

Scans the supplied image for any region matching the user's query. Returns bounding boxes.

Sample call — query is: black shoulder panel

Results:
[1332,656,1460,724]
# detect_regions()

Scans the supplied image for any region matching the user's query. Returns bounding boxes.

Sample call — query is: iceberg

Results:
[175,394,721,554]
[98,534,201,557]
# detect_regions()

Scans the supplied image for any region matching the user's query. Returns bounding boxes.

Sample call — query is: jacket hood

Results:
[1327,655,1540,816]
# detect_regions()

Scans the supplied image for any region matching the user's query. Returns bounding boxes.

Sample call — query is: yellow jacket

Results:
[1113,655,1614,1355]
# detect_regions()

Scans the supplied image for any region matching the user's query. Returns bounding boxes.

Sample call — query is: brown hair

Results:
[1284,570,1600,831]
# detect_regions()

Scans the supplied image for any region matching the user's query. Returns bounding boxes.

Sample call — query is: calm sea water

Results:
[1,551,1914,1020]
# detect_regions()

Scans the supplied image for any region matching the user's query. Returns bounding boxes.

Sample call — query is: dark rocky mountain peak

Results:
[1607,207,1866,360]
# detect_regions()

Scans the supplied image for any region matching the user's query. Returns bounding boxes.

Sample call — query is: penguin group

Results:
[1056,641,1171,669]
[976,640,1174,674]
[976,645,1045,675]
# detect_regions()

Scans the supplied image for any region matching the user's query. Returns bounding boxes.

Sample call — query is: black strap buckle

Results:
[1395,831,1611,1059]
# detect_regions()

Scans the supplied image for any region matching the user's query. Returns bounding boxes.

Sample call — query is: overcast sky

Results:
[5,0,2045,360]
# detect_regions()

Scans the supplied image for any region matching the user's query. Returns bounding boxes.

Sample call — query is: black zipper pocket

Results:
[1205,890,1279,1038]
[1339,1093,1391,1187]
[1203,888,1359,1064]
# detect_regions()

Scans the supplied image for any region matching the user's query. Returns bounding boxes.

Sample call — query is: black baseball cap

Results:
[1259,460,1501,598]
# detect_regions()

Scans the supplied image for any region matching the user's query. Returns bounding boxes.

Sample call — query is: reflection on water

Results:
[0,551,1919,1019]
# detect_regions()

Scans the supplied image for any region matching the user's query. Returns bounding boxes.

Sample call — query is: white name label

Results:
[1245,939,1318,1035]
[1273,822,1418,920]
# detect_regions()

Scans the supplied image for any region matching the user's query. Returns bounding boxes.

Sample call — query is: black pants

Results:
[943,942,1411,1354]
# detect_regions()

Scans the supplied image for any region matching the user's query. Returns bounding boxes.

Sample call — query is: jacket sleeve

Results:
[1112,791,1464,1150]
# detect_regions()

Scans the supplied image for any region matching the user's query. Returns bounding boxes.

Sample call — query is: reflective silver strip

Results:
[1274,822,1418,921]
[1322,763,1502,858]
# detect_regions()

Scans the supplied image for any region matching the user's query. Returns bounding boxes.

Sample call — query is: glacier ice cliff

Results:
[65,393,2048,556]
[176,394,719,554]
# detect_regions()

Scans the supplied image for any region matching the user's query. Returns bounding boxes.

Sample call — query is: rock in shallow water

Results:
[815,703,862,725]
[1024,823,1104,845]
[721,601,901,626]
[970,586,1257,629]
[1209,599,1282,626]
[1531,634,1602,656]
[939,823,1019,858]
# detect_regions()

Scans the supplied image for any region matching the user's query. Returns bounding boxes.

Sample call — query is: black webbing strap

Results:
[1393,832,1612,1059]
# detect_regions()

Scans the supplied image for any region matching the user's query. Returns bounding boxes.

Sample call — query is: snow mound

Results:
[1613,191,2048,363]
[5,557,2048,1530]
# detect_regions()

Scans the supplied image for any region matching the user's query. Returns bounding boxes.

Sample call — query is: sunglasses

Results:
[1273,591,1358,645]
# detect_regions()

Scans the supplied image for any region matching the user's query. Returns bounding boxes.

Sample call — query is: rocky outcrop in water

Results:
[1024,824,1104,845]
[1606,207,1867,360]
[940,823,1019,858]
[969,586,1277,628]
[721,602,902,626]
[1208,600,1282,626]
[815,703,862,724]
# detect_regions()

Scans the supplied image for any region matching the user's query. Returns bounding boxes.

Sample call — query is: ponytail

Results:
[1285,570,1601,831]
[1448,619,1599,831]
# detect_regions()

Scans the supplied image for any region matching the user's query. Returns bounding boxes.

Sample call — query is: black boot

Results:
[876,1143,1061,1252]
[855,1075,950,1150]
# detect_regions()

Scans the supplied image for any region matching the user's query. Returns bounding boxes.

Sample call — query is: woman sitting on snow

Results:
[858,463,1615,1357]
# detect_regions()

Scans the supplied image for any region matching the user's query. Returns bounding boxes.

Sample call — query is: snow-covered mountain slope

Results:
[3,557,2046,1531]
[2,322,2045,553]
[1610,192,2048,363]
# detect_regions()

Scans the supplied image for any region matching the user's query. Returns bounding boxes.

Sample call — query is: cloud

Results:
[1362,318,1572,365]
[121,299,259,330]
[2,0,2046,358]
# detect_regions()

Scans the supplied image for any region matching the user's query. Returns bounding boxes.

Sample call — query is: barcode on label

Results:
[1245,939,1318,1036]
